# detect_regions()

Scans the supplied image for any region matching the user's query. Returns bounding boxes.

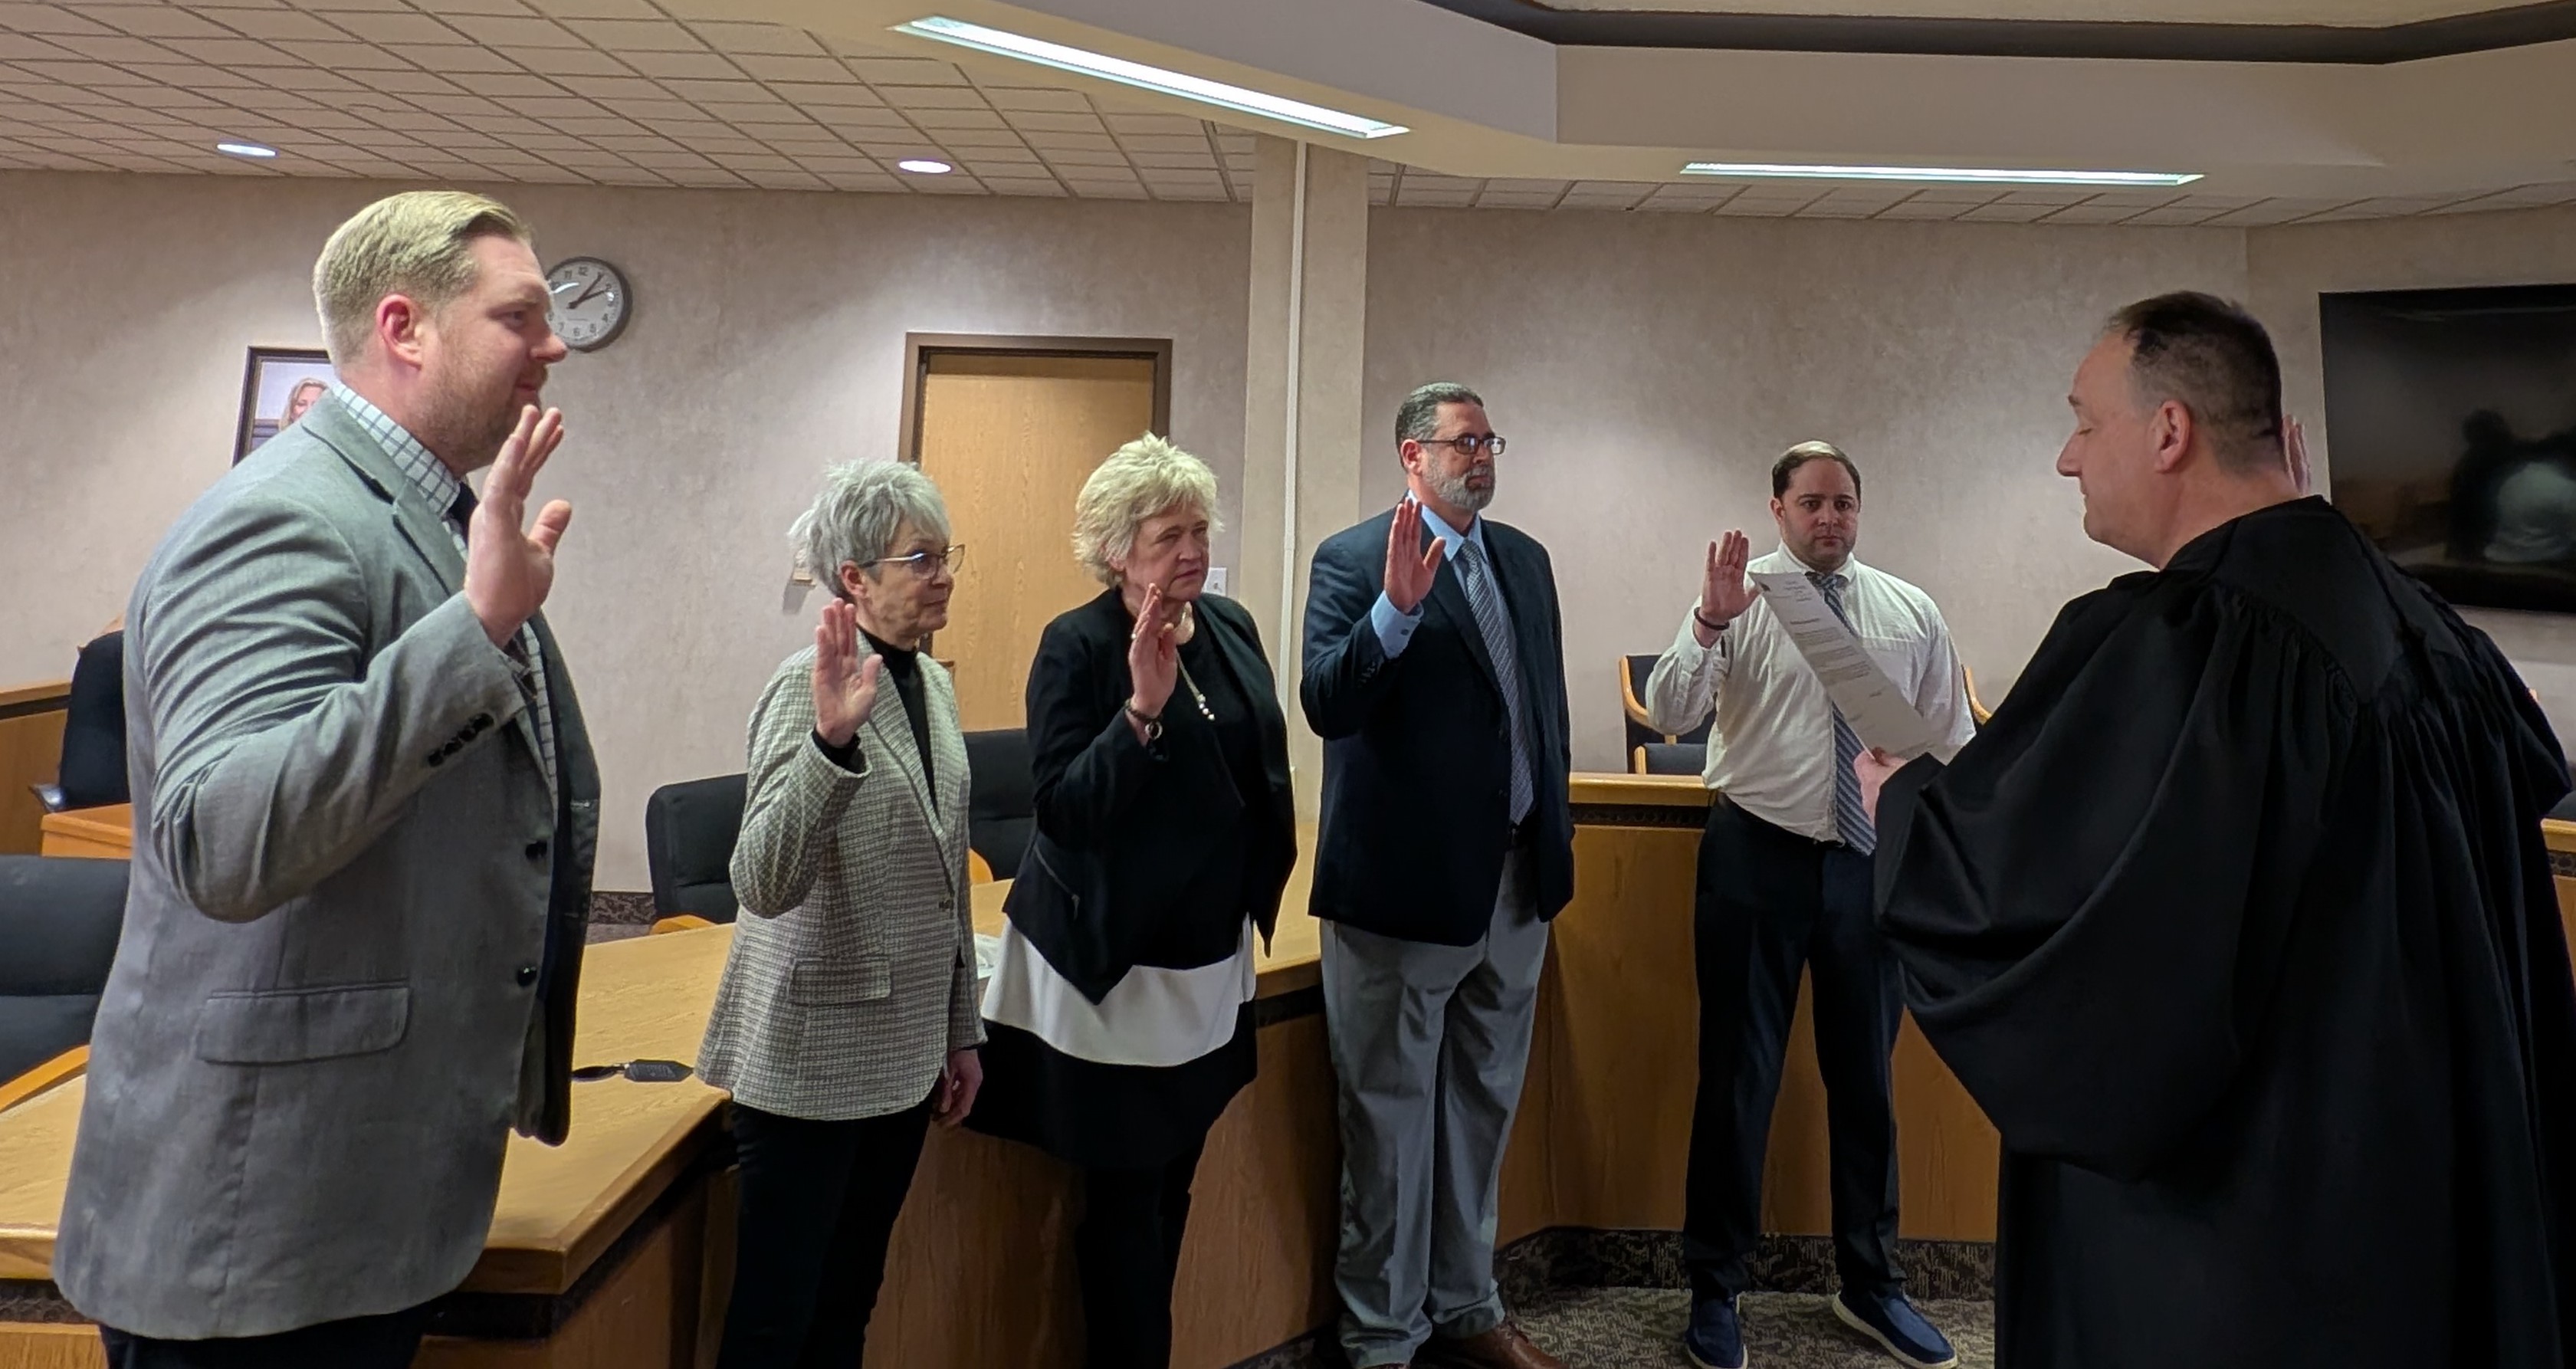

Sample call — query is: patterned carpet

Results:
[1514,1289,1995,1369]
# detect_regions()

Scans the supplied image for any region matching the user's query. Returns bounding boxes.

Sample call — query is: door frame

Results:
[896,333,1175,462]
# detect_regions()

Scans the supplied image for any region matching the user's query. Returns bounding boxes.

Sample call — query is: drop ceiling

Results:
[0,0,2571,225]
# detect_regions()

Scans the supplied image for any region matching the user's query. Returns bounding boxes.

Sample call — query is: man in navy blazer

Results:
[1301,382,1573,1369]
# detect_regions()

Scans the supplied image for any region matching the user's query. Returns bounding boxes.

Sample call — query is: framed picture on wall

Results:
[234,346,333,465]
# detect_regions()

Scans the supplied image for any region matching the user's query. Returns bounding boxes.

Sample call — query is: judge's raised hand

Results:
[2284,415,2313,496]
[812,599,883,747]
[1127,582,1180,724]
[1384,498,1446,615]
[464,405,571,647]
[1853,747,1903,825]
[1695,530,1757,643]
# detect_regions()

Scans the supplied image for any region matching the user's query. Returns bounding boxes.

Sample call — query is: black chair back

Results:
[0,855,128,1085]
[963,728,1035,877]
[1637,742,1708,776]
[644,774,747,923]
[57,630,128,809]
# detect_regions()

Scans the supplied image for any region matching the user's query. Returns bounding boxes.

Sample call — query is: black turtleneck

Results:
[812,629,936,808]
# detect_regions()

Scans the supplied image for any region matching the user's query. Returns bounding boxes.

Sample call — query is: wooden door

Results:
[915,352,1159,730]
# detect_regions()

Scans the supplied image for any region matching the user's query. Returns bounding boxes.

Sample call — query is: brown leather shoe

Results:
[1424,1320,1565,1369]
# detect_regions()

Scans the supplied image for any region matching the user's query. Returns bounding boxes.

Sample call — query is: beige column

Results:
[1237,134,1371,816]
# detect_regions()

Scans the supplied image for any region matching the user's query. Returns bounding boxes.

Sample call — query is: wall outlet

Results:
[1205,566,1227,596]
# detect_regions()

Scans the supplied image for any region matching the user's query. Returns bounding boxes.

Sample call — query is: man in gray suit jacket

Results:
[54,190,597,1369]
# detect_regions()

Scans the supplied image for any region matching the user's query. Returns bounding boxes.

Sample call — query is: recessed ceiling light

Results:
[1682,161,2200,187]
[215,141,278,159]
[892,15,1408,141]
[897,159,953,174]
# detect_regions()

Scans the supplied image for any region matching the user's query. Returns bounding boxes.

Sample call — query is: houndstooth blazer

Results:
[697,640,980,1121]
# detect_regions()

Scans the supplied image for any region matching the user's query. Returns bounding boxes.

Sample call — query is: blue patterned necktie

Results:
[1454,539,1534,826]
[1811,571,1873,855]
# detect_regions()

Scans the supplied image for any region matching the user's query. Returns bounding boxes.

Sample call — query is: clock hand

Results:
[569,277,609,309]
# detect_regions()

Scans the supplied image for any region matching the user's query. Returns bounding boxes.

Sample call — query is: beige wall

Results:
[0,170,1251,888]
[11,166,2576,884]
[2249,203,2576,741]
[1363,208,2248,773]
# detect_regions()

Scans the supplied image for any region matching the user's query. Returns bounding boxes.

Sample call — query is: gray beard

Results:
[1426,466,1495,516]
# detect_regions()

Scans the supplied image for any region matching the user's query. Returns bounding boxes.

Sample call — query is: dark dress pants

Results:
[716,1093,935,1368]
[1682,797,1905,1303]
[98,1305,431,1369]
[1076,1134,1209,1368]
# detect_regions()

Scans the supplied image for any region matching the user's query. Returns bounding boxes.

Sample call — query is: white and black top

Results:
[969,589,1297,1170]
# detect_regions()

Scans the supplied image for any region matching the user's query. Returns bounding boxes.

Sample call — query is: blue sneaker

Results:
[1830,1289,1958,1369]
[1683,1294,1747,1369]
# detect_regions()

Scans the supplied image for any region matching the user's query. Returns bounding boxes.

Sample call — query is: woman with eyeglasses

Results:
[970,435,1298,1368]
[697,461,982,1368]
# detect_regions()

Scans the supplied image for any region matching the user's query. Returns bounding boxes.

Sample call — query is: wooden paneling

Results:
[914,351,1160,732]
[0,1324,103,1369]
[416,1177,712,1369]
[1528,820,2001,1244]
[35,806,126,862]
[860,1013,1341,1369]
[0,681,69,857]
[1536,824,1702,1231]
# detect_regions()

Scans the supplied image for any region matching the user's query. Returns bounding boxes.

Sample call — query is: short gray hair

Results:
[313,190,533,366]
[792,461,953,600]
[1396,382,1483,445]
[1073,434,1221,586]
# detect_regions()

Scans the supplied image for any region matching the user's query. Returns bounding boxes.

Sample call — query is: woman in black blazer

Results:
[972,435,1297,1369]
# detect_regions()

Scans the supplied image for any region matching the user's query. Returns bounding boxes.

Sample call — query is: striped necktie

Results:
[1811,572,1873,855]
[1455,539,1534,826]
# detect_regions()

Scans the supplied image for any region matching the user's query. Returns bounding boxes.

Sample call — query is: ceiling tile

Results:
[906,107,1005,131]
[325,12,462,45]
[842,56,966,86]
[444,15,583,47]
[769,80,878,107]
[610,49,735,79]
[1954,202,2057,222]
[44,34,186,63]
[659,76,767,103]
[202,8,345,42]
[690,22,824,57]
[90,7,241,40]
[522,0,664,20]
[982,86,1086,113]
[563,18,701,52]
[0,7,123,38]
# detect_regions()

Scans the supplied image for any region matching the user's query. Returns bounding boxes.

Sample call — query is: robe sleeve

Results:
[1873,582,2347,1181]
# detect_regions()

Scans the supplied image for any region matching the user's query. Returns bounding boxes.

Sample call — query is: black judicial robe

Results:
[1874,497,2576,1369]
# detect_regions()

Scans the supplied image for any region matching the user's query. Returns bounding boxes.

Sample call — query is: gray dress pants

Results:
[1321,850,1549,1367]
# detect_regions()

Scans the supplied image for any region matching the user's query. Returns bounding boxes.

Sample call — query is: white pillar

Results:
[1237,135,1370,816]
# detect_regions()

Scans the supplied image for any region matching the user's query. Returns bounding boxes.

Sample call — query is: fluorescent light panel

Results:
[892,16,1407,141]
[896,158,953,174]
[215,141,277,159]
[1683,162,2200,187]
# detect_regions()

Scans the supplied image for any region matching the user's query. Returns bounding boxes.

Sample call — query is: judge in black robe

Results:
[1862,293,2576,1369]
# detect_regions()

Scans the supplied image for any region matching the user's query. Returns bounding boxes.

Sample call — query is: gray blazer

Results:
[53,392,599,1340]
[697,641,981,1121]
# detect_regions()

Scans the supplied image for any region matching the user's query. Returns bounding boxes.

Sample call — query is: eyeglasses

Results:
[860,543,966,578]
[1416,435,1507,458]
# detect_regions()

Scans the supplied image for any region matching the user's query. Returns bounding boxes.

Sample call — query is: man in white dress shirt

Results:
[1642,442,1975,1369]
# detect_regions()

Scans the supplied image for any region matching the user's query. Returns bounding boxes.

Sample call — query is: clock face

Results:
[545,257,630,352]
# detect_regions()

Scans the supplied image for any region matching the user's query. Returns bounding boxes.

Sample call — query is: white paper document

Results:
[1749,572,1940,759]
